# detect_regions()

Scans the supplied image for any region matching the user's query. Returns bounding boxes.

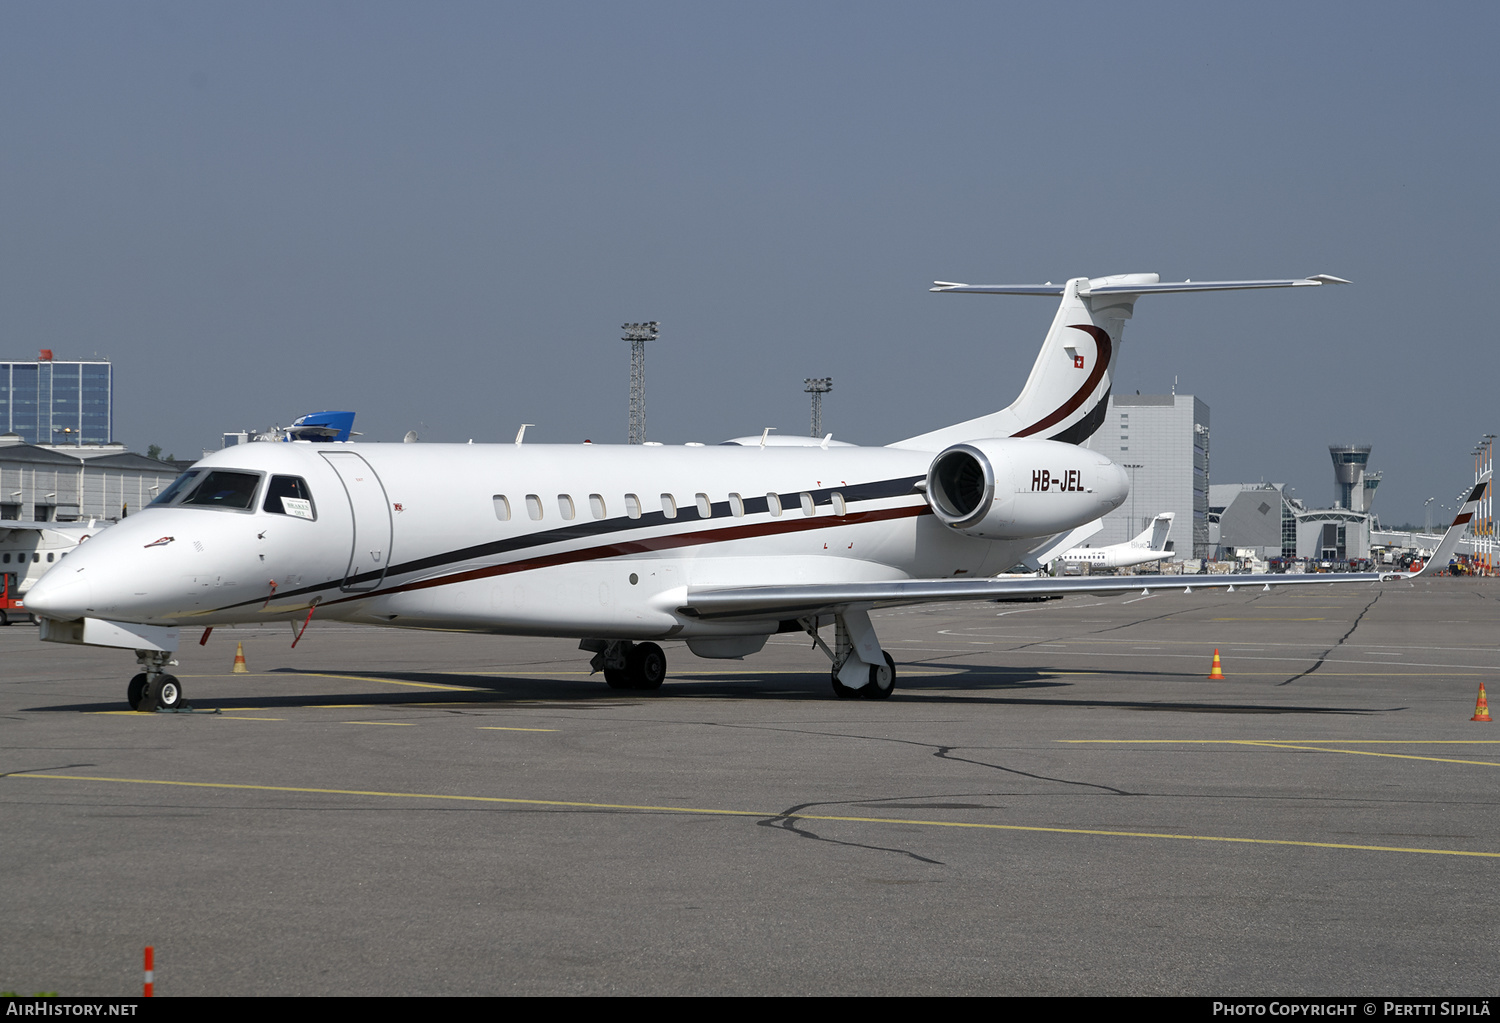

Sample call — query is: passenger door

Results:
[320,452,393,592]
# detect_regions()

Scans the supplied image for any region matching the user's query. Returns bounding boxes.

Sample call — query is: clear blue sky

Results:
[3,1,1495,522]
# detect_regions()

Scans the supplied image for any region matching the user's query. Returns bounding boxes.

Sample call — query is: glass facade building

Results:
[0,358,112,445]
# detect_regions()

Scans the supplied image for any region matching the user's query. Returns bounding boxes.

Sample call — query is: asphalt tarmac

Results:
[3,576,1497,996]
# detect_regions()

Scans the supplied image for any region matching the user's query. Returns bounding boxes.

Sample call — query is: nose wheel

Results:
[129,651,185,711]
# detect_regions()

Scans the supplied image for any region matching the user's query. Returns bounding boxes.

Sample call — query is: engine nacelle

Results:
[924,438,1129,539]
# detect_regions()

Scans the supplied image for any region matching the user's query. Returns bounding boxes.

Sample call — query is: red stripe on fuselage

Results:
[319,503,932,608]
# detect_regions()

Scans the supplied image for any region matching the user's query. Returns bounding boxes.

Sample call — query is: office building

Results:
[0,351,113,447]
[1085,394,1211,558]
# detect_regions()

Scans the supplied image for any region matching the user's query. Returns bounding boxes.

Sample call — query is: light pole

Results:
[1123,463,1144,540]
[804,378,832,437]
[621,322,658,445]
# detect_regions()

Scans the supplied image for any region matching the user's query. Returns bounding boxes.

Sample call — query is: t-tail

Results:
[890,273,1349,452]
[1133,512,1174,552]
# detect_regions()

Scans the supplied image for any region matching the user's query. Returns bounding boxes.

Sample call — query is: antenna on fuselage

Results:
[515,424,534,446]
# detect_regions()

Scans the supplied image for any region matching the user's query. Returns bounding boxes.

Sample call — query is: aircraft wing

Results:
[676,570,1390,622]
[679,472,1487,623]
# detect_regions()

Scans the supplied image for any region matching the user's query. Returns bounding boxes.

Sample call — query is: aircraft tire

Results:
[830,671,860,699]
[603,668,633,689]
[628,642,666,690]
[861,652,897,701]
[128,673,147,710]
[140,674,184,712]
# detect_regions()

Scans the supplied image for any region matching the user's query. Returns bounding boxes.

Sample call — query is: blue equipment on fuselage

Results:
[284,411,356,443]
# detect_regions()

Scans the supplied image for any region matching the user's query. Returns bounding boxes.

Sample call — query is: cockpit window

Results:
[150,470,204,507]
[263,475,316,520]
[182,471,262,511]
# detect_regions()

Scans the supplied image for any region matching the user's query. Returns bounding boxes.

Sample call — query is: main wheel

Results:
[861,652,897,700]
[128,673,147,710]
[603,667,633,689]
[627,642,666,690]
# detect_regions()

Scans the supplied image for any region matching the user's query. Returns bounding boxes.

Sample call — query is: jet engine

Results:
[923,439,1129,540]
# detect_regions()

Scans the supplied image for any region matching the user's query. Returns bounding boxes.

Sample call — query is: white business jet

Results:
[1055,513,1175,571]
[27,271,1482,711]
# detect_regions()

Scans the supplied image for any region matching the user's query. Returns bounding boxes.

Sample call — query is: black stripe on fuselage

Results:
[212,474,926,613]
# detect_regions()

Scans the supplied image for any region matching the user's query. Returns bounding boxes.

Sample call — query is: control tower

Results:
[1329,444,1372,511]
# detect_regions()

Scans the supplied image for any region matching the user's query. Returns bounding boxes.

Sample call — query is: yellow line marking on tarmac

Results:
[343,721,416,726]
[478,726,558,732]
[294,672,481,691]
[8,773,1498,860]
[1059,739,1500,768]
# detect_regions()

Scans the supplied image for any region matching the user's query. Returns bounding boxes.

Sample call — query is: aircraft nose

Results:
[24,571,94,620]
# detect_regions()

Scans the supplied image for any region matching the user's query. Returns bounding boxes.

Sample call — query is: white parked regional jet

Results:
[26,272,1485,711]
[1057,513,1174,571]
[0,519,108,625]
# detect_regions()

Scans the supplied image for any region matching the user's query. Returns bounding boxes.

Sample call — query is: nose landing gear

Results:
[129,650,185,711]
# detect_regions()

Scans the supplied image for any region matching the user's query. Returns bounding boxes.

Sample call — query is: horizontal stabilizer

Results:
[931,275,1350,296]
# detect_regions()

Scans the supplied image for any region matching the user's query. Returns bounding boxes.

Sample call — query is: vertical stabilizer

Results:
[892,272,1346,452]
[1140,512,1174,551]
[891,274,1155,450]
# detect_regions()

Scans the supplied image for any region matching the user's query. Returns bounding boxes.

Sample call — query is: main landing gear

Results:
[802,608,897,700]
[127,649,185,711]
[581,639,667,691]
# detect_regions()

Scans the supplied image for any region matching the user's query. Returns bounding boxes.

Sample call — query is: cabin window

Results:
[766,493,782,517]
[150,469,204,506]
[625,494,641,519]
[728,493,745,517]
[695,493,712,518]
[831,492,846,516]
[800,492,815,516]
[589,494,607,519]
[33,553,40,563]
[558,495,576,521]
[2,553,9,563]
[661,494,677,519]
[263,475,317,520]
[526,494,543,521]
[182,470,262,511]
[47,553,54,562]
[493,495,511,521]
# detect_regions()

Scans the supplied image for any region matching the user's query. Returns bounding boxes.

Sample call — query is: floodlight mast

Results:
[622,321,659,445]
[804,377,832,437]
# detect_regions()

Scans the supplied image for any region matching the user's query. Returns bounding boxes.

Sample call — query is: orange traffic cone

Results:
[1208,649,1225,680]
[232,641,249,674]
[1473,684,1492,722]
